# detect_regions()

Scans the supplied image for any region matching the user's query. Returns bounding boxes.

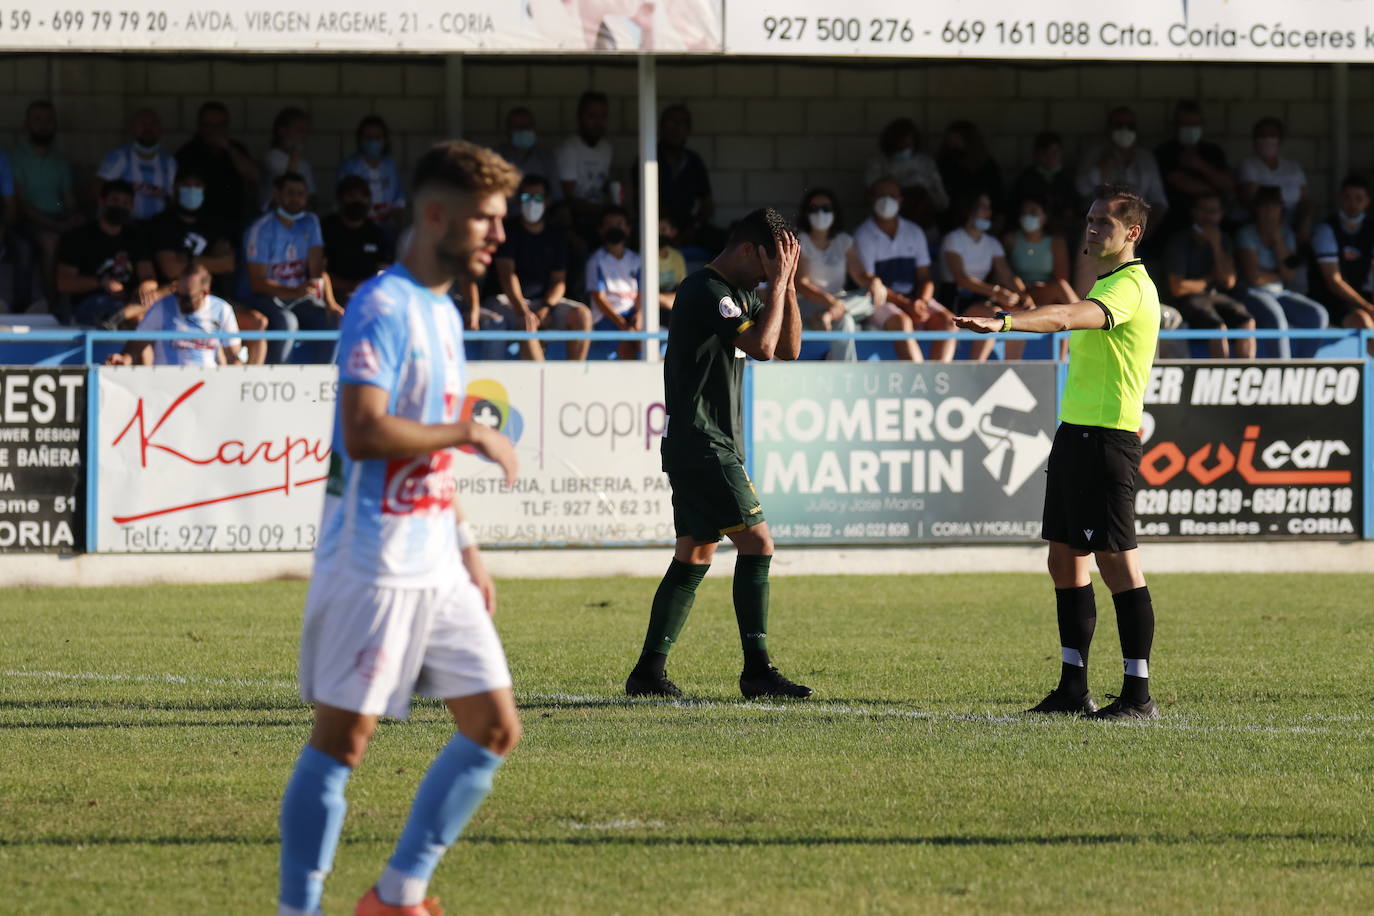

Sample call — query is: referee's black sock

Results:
[1113,586,1155,705]
[1054,584,1096,697]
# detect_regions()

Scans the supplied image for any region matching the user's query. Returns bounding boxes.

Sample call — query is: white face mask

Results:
[521,199,546,224]
[1020,214,1043,234]
[873,196,900,220]
[808,209,834,231]
[1111,127,1137,149]
[1178,125,1203,146]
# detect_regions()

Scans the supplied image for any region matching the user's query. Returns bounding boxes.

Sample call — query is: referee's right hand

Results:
[953,315,999,334]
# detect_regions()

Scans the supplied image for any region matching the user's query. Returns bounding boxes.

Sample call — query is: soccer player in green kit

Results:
[626,207,813,700]
[956,185,1162,720]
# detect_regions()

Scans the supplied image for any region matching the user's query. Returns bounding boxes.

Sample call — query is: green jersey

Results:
[1061,259,1160,432]
[661,265,764,469]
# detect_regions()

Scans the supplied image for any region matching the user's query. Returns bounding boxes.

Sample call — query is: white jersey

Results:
[316,264,469,588]
[135,293,239,366]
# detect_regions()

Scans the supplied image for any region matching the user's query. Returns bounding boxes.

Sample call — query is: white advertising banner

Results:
[726,0,1374,62]
[456,362,673,547]
[97,365,335,553]
[4,0,722,53]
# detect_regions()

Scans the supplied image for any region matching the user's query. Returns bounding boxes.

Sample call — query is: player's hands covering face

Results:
[760,231,800,286]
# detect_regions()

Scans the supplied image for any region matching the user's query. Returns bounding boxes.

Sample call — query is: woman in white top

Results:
[1236,116,1313,242]
[863,119,948,230]
[259,107,315,211]
[795,188,920,362]
[942,192,1031,361]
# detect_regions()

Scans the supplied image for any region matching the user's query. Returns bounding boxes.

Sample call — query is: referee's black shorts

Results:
[1041,422,1142,552]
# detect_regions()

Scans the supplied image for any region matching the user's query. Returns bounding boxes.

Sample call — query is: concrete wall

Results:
[5,54,1365,225]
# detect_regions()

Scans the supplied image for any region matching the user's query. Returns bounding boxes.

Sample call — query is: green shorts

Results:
[667,458,766,543]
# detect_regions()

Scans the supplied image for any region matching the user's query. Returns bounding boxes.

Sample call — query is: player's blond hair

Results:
[412,140,521,200]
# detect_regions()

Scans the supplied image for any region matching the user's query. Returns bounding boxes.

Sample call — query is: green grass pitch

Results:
[2,572,1372,914]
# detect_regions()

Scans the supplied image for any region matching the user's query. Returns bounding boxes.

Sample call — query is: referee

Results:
[956,184,1161,720]
[625,207,813,700]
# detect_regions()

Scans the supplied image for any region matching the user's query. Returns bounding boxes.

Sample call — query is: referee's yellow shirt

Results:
[1060,259,1160,432]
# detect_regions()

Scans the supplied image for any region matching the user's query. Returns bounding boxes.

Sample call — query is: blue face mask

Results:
[360,138,385,159]
[511,129,537,150]
[277,207,305,223]
[973,217,992,232]
[178,186,205,211]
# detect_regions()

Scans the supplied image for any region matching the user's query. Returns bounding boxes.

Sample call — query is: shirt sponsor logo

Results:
[718,296,742,319]
[381,451,456,515]
[346,339,380,380]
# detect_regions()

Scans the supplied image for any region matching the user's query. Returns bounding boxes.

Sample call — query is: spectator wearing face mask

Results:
[586,205,642,360]
[1011,132,1078,235]
[794,188,866,362]
[943,192,1032,361]
[12,100,83,314]
[56,179,155,328]
[850,178,956,362]
[657,214,688,317]
[1076,107,1168,232]
[259,107,316,212]
[863,118,948,230]
[1311,174,1374,337]
[936,120,1004,231]
[495,106,560,207]
[336,116,406,229]
[1236,117,1313,242]
[105,263,241,367]
[175,100,261,229]
[1164,191,1256,359]
[1004,195,1077,309]
[244,172,339,363]
[96,108,177,224]
[1155,100,1233,237]
[323,176,393,306]
[1235,186,1328,359]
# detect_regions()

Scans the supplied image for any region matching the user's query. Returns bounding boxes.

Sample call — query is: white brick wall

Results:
[8,54,1363,227]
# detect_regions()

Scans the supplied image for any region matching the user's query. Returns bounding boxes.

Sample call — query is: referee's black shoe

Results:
[1026,687,1098,715]
[625,670,684,698]
[1086,695,1159,721]
[740,665,813,700]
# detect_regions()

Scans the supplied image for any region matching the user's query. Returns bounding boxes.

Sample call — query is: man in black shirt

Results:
[56,179,154,328]
[1155,100,1234,237]
[323,176,392,305]
[658,104,719,251]
[175,100,261,231]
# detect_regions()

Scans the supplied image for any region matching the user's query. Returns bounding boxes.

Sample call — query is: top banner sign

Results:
[4,0,722,53]
[726,0,1374,62]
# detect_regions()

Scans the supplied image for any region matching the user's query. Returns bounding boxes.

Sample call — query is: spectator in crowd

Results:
[0,150,34,313]
[864,118,948,230]
[1011,132,1078,235]
[56,179,154,329]
[850,177,956,362]
[494,106,559,206]
[1154,99,1233,236]
[260,107,315,212]
[1236,116,1313,241]
[1164,191,1255,359]
[1077,107,1168,232]
[943,192,1031,361]
[1004,195,1077,308]
[322,176,392,307]
[794,187,868,362]
[145,167,266,363]
[96,108,177,223]
[657,104,718,250]
[558,90,615,243]
[337,115,406,230]
[937,120,1004,230]
[12,100,83,315]
[245,172,339,363]
[657,213,687,317]
[585,205,642,360]
[478,173,593,362]
[1235,186,1328,359]
[1312,174,1374,335]
[176,101,261,230]
[105,264,241,366]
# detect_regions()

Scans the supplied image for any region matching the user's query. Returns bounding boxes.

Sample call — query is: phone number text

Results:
[118,522,317,552]
[760,17,1157,48]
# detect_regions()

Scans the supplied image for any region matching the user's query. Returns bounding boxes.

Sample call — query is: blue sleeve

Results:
[387,159,405,205]
[1235,224,1259,252]
[307,215,324,249]
[337,155,359,179]
[337,280,407,391]
[1312,223,1338,261]
[244,219,269,265]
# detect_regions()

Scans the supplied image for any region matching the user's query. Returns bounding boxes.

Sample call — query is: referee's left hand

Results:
[953,315,1000,334]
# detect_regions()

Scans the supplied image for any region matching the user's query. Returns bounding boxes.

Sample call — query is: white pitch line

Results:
[3,670,1370,736]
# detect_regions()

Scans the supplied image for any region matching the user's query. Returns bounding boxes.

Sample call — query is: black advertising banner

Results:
[1135,362,1363,540]
[0,368,85,552]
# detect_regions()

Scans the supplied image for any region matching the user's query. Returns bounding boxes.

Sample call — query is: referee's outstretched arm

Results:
[954,300,1108,334]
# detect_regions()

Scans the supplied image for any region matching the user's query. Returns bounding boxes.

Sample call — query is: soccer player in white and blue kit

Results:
[277,141,522,916]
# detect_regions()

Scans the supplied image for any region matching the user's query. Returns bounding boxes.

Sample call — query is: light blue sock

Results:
[377,733,504,905]
[279,745,352,912]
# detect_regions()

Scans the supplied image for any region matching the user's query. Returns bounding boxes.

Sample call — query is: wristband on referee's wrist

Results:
[456,520,477,550]
[995,310,1013,333]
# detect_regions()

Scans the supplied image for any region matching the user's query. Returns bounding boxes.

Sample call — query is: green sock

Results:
[638,559,709,668]
[733,554,772,671]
